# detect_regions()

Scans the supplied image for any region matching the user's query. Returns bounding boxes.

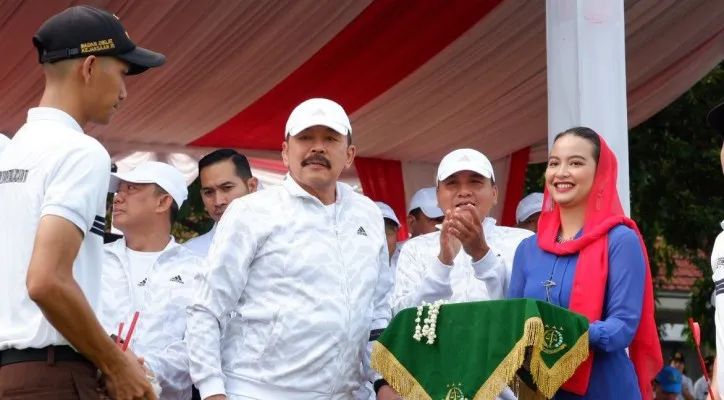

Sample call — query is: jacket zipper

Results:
[330,205,350,396]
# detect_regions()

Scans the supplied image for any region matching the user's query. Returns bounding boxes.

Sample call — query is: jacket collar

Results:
[282,173,351,206]
[106,235,180,258]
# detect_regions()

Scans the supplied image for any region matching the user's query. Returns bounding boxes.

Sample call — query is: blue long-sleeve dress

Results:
[508,225,645,400]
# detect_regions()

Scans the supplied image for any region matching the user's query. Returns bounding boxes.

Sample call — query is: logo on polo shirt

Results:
[170,275,184,284]
[357,226,367,236]
[0,169,29,185]
[138,278,147,287]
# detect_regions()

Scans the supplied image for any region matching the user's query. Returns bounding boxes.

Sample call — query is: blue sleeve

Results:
[588,227,646,352]
[507,237,529,299]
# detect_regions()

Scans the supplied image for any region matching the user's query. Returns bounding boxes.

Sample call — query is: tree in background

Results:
[172,178,214,242]
[523,63,724,349]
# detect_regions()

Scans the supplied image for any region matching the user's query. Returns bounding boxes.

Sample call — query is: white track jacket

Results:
[100,238,202,400]
[187,176,393,400]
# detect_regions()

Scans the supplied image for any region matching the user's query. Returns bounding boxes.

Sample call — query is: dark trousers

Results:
[0,349,106,399]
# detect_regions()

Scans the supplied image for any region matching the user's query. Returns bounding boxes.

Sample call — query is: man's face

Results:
[436,170,498,220]
[407,211,443,238]
[384,220,399,258]
[654,383,678,400]
[112,182,169,231]
[200,159,256,222]
[517,212,541,233]
[81,56,129,125]
[282,126,355,192]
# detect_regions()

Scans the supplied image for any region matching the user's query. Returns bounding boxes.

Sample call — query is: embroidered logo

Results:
[716,257,724,272]
[457,155,471,162]
[443,383,467,400]
[170,275,184,284]
[138,278,147,287]
[357,226,367,236]
[542,324,566,355]
[311,108,326,117]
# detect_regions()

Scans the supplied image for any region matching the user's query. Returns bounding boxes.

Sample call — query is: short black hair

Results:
[409,208,444,223]
[384,218,399,232]
[154,185,179,226]
[198,149,252,180]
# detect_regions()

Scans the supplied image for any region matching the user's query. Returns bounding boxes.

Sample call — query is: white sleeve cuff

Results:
[41,204,88,234]
[430,257,453,282]
[198,376,226,399]
[471,249,497,276]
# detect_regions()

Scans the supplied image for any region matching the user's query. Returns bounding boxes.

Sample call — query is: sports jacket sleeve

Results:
[712,229,724,398]
[186,199,263,399]
[392,238,455,315]
[361,238,394,384]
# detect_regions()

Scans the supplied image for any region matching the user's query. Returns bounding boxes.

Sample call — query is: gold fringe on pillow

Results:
[527,331,590,398]
[371,342,432,400]
[474,316,544,400]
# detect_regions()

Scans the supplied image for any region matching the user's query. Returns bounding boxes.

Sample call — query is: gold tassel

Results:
[473,317,545,400]
[371,342,432,400]
[514,377,546,400]
[527,331,591,398]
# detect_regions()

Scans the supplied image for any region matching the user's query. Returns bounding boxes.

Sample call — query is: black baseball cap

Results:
[32,5,165,75]
[709,102,724,135]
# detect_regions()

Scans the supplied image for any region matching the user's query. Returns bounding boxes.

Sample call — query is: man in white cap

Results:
[515,192,544,233]
[187,98,397,400]
[0,133,9,154]
[392,148,533,399]
[375,201,404,272]
[100,161,200,399]
[408,187,444,238]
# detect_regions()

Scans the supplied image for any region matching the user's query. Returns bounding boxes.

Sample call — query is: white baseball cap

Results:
[109,161,189,207]
[285,98,352,137]
[408,187,444,218]
[516,192,544,223]
[0,133,9,154]
[437,148,495,182]
[375,201,400,227]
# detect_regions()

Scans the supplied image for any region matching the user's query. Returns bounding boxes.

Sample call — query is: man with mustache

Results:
[392,149,532,400]
[184,149,259,257]
[187,98,398,400]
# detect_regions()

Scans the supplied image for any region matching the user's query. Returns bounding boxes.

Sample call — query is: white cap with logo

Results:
[516,192,544,223]
[408,187,444,219]
[285,98,352,137]
[375,201,400,227]
[109,161,189,207]
[437,148,495,182]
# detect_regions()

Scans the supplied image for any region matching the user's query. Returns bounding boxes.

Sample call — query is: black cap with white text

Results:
[32,5,165,75]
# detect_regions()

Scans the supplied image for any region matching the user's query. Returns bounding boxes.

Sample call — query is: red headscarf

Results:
[536,132,662,399]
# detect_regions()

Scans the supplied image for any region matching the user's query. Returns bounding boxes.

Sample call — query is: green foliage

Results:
[523,63,724,348]
[173,177,214,242]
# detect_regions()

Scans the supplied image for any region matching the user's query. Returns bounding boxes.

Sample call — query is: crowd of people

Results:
[2,4,724,400]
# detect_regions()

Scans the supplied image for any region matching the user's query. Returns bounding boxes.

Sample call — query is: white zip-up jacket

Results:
[100,238,202,400]
[187,176,393,400]
[393,217,533,312]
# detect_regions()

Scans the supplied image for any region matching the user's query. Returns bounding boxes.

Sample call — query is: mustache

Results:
[301,155,331,169]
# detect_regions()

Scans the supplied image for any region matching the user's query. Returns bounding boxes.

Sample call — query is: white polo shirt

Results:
[0,107,111,350]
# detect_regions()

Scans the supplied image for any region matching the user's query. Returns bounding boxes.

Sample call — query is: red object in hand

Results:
[116,311,140,352]
[688,318,713,397]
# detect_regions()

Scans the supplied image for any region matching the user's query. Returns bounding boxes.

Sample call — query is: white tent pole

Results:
[546,0,630,215]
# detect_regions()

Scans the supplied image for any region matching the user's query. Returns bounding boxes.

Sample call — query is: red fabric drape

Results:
[500,147,530,226]
[354,157,408,240]
[190,0,504,150]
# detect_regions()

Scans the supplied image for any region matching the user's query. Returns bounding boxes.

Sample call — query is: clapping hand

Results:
[438,209,463,266]
[447,204,489,261]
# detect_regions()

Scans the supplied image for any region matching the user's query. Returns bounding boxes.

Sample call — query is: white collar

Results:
[27,107,83,133]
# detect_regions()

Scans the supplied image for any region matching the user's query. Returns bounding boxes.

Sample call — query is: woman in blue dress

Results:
[508,127,662,399]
